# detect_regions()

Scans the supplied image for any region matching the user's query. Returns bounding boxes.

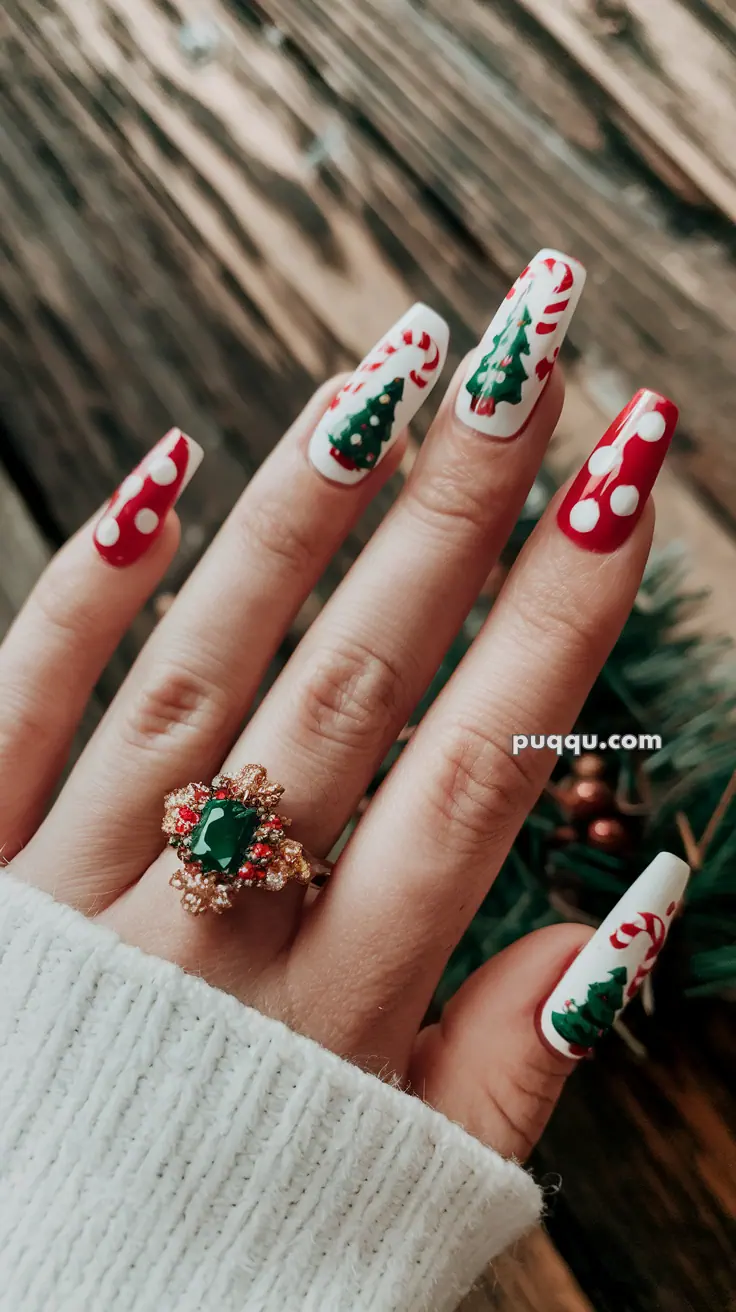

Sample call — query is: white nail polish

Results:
[539,852,690,1060]
[309,303,450,486]
[456,249,586,439]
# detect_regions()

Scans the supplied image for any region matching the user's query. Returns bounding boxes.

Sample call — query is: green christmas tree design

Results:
[465,301,532,417]
[551,966,627,1050]
[330,376,405,471]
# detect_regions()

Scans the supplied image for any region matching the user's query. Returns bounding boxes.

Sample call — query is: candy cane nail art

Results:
[94,428,203,567]
[539,852,689,1060]
[456,248,586,439]
[558,390,678,553]
[309,303,449,485]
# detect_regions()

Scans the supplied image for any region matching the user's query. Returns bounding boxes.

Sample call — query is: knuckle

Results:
[424,720,540,858]
[405,461,492,540]
[231,491,318,580]
[511,582,599,673]
[297,635,410,757]
[122,660,228,753]
[31,556,99,647]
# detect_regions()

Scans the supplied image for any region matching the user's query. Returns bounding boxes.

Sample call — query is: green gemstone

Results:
[189,798,260,875]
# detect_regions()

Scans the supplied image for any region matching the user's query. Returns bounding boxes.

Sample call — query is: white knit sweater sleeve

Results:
[0,875,542,1312]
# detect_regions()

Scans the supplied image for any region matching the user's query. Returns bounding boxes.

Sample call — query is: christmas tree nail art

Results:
[94,428,203,567]
[309,303,449,485]
[456,249,586,439]
[557,390,678,553]
[539,852,690,1059]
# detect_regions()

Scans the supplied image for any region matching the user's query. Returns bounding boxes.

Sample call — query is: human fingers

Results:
[413,852,688,1159]
[0,429,199,859]
[297,390,678,1066]
[410,924,590,1160]
[17,340,439,910]
[125,253,582,969]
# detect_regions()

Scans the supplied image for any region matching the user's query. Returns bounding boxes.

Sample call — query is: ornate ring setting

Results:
[163,764,327,915]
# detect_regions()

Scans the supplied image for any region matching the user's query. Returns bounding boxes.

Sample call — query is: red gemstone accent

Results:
[262,819,283,832]
[237,862,265,881]
[178,806,198,824]
[250,842,273,861]
[215,789,229,798]
[175,820,190,834]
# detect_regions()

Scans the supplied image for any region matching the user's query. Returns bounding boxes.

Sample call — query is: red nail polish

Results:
[93,429,203,567]
[557,390,678,553]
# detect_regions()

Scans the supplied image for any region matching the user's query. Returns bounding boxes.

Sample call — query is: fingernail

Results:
[557,389,678,552]
[455,248,586,439]
[309,303,449,485]
[539,852,689,1059]
[94,428,203,567]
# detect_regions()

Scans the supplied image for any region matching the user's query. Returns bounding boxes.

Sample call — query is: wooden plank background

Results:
[1,1,735,1307]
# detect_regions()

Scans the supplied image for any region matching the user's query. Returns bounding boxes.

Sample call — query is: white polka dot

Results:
[609,484,639,517]
[636,411,666,442]
[134,508,159,534]
[95,517,120,547]
[588,446,620,476]
[119,474,144,499]
[149,456,178,485]
[569,499,600,533]
[369,416,380,427]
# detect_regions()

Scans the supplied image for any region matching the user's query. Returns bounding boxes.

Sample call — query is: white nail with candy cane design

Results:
[539,852,689,1059]
[456,249,586,439]
[309,303,449,485]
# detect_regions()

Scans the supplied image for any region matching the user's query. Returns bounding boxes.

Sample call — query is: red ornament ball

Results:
[587,817,628,853]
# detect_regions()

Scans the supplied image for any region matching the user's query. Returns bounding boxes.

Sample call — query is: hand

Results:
[3,262,677,1163]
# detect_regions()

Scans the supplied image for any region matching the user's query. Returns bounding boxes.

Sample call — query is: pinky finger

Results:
[0,429,201,857]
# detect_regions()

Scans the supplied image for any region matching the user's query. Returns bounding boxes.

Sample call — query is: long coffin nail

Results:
[94,428,203,567]
[455,248,586,439]
[557,389,678,552]
[309,303,449,485]
[539,852,689,1059]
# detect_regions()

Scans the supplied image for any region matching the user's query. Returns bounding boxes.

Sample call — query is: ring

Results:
[163,764,330,915]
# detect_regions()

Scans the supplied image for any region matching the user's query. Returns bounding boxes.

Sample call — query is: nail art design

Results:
[455,249,586,439]
[539,852,689,1059]
[94,428,203,567]
[309,303,449,485]
[557,390,678,552]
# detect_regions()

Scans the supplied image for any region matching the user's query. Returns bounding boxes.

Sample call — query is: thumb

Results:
[409,923,590,1161]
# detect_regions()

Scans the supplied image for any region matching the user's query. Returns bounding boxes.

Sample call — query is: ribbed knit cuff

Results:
[0,876,542,1312]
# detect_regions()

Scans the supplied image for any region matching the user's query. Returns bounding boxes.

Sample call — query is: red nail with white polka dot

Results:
[93,429,203,567]
[557,390,678,553]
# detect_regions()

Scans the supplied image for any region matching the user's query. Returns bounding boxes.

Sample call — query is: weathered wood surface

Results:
[2,2,736,1309]
[253,0,736,528]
